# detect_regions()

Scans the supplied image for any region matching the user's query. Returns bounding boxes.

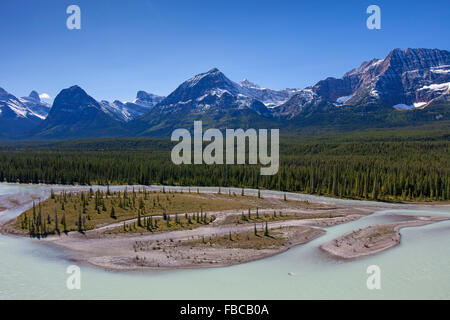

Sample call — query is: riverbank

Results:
[1,183,449,271]
[320,216,450,259]
[0,185,371,270]
[36,210,363,271]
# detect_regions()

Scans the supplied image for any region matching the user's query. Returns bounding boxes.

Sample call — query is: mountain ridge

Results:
[1,47,449,139]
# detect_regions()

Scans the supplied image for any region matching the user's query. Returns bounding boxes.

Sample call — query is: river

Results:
[0,183,449,299]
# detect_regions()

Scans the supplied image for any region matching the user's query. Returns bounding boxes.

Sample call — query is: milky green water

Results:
[0,183,449,299]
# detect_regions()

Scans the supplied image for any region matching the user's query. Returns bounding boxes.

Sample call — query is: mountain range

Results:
[1,48,449,139]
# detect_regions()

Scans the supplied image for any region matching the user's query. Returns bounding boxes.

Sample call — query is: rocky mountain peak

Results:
[28,90,41,102]
[239,79,261,89]
[49,85,99,116]
[0,87,8,95]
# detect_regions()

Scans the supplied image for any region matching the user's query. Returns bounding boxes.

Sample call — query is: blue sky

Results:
[1,0,449,102]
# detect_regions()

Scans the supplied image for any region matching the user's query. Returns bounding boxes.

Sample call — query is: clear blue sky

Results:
[1,0,449,102]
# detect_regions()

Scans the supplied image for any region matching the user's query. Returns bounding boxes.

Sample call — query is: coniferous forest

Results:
[0,129,448,202]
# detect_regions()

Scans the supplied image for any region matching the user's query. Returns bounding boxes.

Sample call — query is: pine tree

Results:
[54,208,59,235]
[137,209,142,227]
[77,209,83,232]
[62,213,67,233]
[372,173,378,200]
[332,166,338,196]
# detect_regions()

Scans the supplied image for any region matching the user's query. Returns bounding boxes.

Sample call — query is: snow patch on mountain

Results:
[238,79,302,107]
[393,102,427,110]
[418,82,450,92]
[334,94,354,106]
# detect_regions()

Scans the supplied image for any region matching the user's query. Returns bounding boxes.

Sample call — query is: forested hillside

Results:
[0,128,448,202]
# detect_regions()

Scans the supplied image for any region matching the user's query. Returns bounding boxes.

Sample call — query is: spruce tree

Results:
[77,209,83,233]
[54,208,59,235]
[62,213,67,233]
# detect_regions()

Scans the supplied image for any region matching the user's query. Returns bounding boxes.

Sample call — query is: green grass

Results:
[104,214,216,234]
[15,189,297,236]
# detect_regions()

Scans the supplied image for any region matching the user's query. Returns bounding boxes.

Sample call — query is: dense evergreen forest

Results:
[0,128,449,202]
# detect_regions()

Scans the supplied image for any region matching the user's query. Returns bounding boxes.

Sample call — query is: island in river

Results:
[0,186,448,271]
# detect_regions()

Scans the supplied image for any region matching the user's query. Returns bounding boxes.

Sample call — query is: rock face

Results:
[424,85,450,108]
[99,91,164,123]
[277,48,450,118]
[100,100,158,123]
[273,89,317,119]
[32,85,125,139]
[28,90,40,102]
[315,48,450,106]
[238,78,301,108]
[20,91,51,120]
[134,91,165,108]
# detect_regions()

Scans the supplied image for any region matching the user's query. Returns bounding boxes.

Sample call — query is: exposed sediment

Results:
[320,216,449,259]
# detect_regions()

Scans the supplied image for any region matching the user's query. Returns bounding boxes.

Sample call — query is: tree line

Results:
[1,138,448,202]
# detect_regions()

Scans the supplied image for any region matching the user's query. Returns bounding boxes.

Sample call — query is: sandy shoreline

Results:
[0,188,369,271]
[320,216,449,259]
[1,184,449,271]
[38,211,363,271]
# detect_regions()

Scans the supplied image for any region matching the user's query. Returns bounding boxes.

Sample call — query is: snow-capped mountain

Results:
[131,68,277,136]
[275,48,450,118]
[238,79,302,108]
[273,88,317,119]
[146,68,271,117]
[0,87,51,137]
[99,91,165,122]
[1,47,448,139]
[146,68,302,115]
[0,88,50,121]
[19,91,51,119]
[133,91,165,108]
[315,48,450,108]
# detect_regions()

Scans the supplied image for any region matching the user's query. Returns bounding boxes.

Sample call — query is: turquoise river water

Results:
[0,183,449,299]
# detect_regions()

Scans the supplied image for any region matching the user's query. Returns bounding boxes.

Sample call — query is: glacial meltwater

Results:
[0,183,449,299]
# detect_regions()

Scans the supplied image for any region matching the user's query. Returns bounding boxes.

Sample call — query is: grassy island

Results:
[14,188,311,237]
